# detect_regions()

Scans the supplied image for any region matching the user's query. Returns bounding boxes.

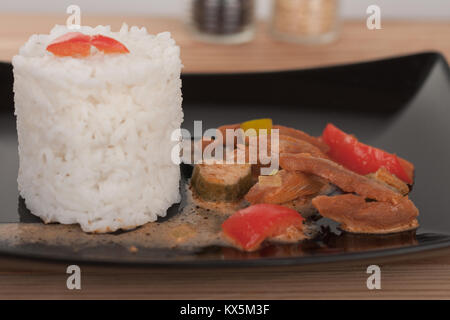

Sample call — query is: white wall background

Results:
[1,0,450,19]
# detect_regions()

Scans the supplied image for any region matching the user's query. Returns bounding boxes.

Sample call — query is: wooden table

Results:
[1,14,450,72]
[1,15,450,300]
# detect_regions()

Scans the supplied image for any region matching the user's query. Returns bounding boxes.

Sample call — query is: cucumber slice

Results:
[191,163,253,202]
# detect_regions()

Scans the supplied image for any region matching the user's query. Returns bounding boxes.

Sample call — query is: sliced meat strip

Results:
[278,134,329,159]
[212,123,242,149]
[245,170,324,205]
[212,133,314,177]
[277,182,337,218]
[239,134,328,159]
[215,123,329,154]
[273,125,329,153]
[312,194,419,234]
[279,153,403,203]
[222,133,329,177]
[366,167,410,196]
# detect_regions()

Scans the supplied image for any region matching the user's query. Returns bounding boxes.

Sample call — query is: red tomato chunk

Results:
[322,123,414,184]
[46,32,129,57]
[46,32,91,57]
[222,204,304,251]
[90,35,129,54]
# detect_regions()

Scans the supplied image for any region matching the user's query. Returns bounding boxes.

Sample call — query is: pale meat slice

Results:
[280,153,403,204]
[216,123,242,147]
[245,170,324,204]
[278,135,329,159]
[312,194,419,234]
[366,167,410,196]
[273,125,329,153]
[214,123,328,154]
[224,134,328,178]
[244,134,328,160]
[245,134,329,162]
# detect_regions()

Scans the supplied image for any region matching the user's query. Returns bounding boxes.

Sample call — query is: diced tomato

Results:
[222,204,304,251]
[322,123,414,184]
[46,32,91,57]
[46,33,129,57]
[90,35,129,54]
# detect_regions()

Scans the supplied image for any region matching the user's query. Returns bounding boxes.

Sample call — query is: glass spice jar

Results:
[271,0,340,44]
[188,0,256,44]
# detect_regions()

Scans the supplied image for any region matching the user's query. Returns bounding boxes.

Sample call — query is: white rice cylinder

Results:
[13,24,183,233]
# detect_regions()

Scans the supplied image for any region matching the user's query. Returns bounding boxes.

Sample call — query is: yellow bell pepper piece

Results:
[240,118,273,136]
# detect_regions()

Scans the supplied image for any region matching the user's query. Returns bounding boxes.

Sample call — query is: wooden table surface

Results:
[1,15,450,300]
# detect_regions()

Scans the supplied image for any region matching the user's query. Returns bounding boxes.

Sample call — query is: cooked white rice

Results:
[13,24,183,233]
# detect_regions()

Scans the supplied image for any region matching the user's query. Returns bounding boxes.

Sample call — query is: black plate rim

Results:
[0,230,449,268]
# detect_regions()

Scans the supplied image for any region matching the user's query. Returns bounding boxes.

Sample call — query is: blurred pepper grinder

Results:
[188,0,256,44]
[271,0,340,44]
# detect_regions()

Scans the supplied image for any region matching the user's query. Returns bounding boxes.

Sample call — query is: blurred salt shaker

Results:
[187,0,256,44]
[271,0,340,44]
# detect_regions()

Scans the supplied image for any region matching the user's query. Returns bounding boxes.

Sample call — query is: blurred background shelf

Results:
[0,15,449,72]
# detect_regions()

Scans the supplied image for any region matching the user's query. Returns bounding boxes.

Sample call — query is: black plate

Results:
[1,52,450,266]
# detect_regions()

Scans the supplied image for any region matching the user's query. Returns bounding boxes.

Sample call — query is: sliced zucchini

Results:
[191,163,253,202]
